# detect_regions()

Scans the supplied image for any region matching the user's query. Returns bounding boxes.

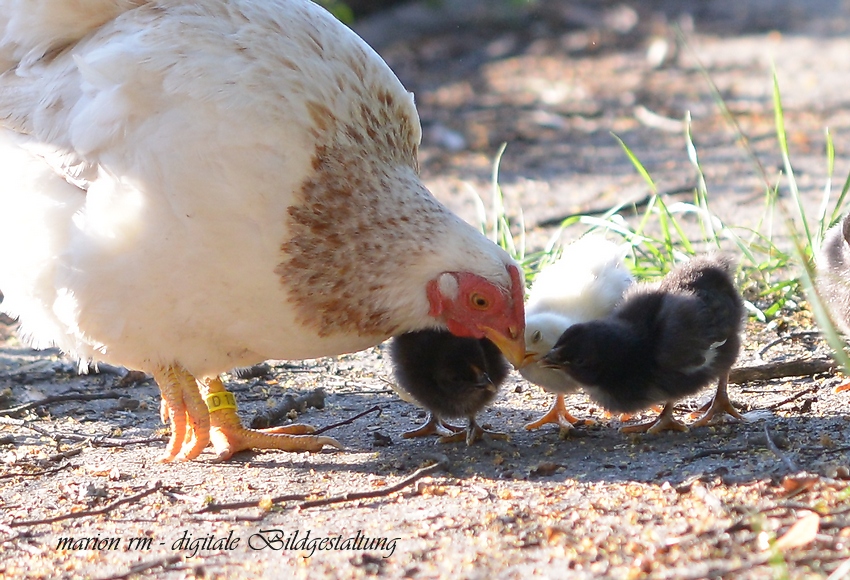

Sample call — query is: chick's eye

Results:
[470,293,490,310]
[531,330,542,343]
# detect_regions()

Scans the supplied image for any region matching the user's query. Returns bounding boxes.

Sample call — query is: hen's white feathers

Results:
[0,0,517,378]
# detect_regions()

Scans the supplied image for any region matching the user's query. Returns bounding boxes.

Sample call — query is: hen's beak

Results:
[480,325,525,368]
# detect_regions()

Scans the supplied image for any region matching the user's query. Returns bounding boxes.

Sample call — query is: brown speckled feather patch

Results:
[279,86,448,338]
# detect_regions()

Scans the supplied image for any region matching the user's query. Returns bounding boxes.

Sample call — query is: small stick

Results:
[729,359,834,383]
[312,405,382,435]
[90,435,168,448]
[0,462,73,479]
[1,392,127,417]
[0,417,165,447]
[97,555,183,580]
[298,455,449,510]
[684,445,749,461]
[196,455,450,515]
[45,446,84,462]
[250,388,326,429]
[765,385,820,410]
[763,424,798,473]
[757,331,823,358]
[8,481,165,528]
[828,557,850,580]
[196,493,309,514]
[534,184,695,228]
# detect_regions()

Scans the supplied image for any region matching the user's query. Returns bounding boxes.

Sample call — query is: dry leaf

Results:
[773,512,820,551]
[530,462,561,477]
[779,474,819,496]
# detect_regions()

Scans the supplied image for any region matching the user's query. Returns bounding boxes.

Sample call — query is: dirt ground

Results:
[2,1,850,578]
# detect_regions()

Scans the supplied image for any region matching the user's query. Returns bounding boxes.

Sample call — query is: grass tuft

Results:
[472,69,850,375]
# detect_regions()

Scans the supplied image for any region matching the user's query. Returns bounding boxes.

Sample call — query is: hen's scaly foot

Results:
[524,395,593,433]
[204,377,342,461]
[402,413,464,439]
[690,376,744,427]
[438,417,509,446]
[620,403,688,434]
[154,365,210,463]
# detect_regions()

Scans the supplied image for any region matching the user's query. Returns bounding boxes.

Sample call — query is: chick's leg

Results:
[691,375,744,427]
[524,395,593,433]
[204,377,342,461]
[438,416,509,446]
[620,402,688,434]
[153,364,210,462]
[403,413,464,439]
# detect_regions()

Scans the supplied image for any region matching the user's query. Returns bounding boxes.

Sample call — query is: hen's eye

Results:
[470,293,490,310]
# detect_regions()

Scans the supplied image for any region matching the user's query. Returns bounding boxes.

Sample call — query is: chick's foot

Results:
[438,417,509,446]
[403,413,464,439]
[690,376,744,427]
[524,394,593,434]
[620,403,688,434]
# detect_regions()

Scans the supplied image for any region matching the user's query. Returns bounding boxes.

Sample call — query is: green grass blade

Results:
[773,71,813,250]
[815,127,835,245]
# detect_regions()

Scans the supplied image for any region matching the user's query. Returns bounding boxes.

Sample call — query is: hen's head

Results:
[426,263,525,367]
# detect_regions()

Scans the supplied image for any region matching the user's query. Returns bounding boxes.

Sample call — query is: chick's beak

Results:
[521,351,539,367]
[480,325,525,368]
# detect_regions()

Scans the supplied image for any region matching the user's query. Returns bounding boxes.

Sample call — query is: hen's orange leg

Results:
[691,375,744,427]
[524,394,593,432]
[620,402,688,434]
[403,413,464,439]
[204,377,342,461]
[153,365,210,462]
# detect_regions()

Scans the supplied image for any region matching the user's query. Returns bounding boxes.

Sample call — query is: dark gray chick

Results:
[542,255,745,433]
[389,329,510,444]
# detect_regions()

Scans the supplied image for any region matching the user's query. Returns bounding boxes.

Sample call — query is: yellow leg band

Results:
[205,391,237,413]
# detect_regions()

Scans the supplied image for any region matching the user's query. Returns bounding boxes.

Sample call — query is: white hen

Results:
[520,235,633,431]
[0,0,527,461]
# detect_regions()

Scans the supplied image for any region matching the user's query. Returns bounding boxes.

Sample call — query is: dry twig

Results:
[764,424,799,473]
[534,184,695,228]
[98,555,184,580]
[0,416,165,447]
[684,445,749,461]
[0,391,126,417]
[197,493,309,514]
[764,385,820,410]
[298,454,449,510]
[250,388,326,429]
[0,462,73,479]
[729,359,834,383]
[195,455,449,515]
[312,405,382,435]
[757,331,823,358]
[8,481,165,528]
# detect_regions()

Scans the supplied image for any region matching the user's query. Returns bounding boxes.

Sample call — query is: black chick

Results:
[816,213,850,392]
[389,329,510,445]
[542,255,744,433]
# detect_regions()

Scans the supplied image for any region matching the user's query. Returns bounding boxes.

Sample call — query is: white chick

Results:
[520,235,634,431]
